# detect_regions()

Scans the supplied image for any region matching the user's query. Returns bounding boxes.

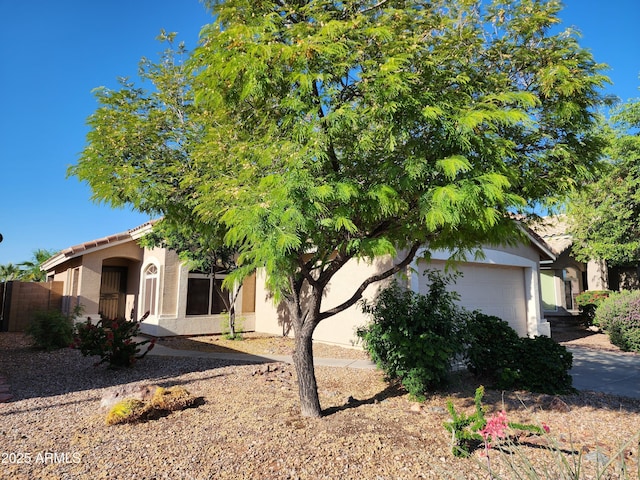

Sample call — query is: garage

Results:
[411,244,553,338]
[415,261,528,336]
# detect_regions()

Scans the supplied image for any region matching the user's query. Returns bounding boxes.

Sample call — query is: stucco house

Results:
[42,221,556,346]
[531,215,610,317]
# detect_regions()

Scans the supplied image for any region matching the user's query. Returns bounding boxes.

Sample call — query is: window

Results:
[143,264,159,317]
[186,273,229,316]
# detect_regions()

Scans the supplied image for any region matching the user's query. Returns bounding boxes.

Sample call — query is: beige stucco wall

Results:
[587,258,609,291]
[254,255,394,347]
[138,249,258,337]
[77,242,144,320]
[254,241,549,346]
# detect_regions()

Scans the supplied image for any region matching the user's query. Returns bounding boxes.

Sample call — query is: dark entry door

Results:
[99,267,127,319]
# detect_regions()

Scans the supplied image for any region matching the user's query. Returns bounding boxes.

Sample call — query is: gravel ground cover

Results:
[1,332,639,480]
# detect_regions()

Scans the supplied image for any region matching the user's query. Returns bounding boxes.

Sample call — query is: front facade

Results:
[41,223,256,337]
[531,215,609,316]
[253,234,555,346]
[43,222,554,345]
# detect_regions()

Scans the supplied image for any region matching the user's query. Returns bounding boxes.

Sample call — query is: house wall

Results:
[254,242,549,347]
[138,249,257,337]
[254,255,393,346]
[587,259,609,291]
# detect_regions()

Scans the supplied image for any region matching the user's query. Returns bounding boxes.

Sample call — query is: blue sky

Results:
[0,0,638,265]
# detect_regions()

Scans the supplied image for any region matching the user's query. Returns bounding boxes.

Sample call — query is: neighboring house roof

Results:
[41,221,156,272]
[529,215,572,256]
[519,224,556,262]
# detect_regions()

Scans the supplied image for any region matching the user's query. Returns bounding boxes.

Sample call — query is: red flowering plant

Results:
[72,311,155,368]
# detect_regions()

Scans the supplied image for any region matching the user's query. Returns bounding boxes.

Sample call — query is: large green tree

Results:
[569,97,640,266]
[72,0,608,417]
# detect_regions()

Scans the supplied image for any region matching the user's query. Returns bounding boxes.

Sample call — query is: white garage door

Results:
[417,261,528,336]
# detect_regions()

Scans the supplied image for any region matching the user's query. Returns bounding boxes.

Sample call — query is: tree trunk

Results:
[228,303,236,338]
[292,327,322,418]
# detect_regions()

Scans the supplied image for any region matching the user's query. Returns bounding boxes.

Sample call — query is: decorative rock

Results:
[547,396,571,413]
[427,406,447,414]
[584,451,609,464]
[100,384,159,410]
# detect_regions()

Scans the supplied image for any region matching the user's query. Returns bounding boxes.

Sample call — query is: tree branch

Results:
[361,0,390,14]
[317,241,422,321]
[312,80,340,172]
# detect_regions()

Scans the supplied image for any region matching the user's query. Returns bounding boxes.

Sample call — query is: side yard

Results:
[1,332,639,479]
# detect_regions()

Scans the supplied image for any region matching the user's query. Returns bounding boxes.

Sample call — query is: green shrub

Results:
[26,309,75,351]
[358,272,468,400]
[595,290,640,353]
[465,313,521,385]
[443,385,486,457]
[515,336,574,394]
[72,312,155,368]
[575,290,611,326]
[465,315,574,394]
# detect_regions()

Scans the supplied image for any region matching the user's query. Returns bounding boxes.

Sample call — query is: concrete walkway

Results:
[147,340,377,370]
[568,347,640,400]
[148,342,640,399]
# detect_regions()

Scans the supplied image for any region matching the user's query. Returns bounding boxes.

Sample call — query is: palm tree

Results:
[17,249,57,282]
[0,263,22,282]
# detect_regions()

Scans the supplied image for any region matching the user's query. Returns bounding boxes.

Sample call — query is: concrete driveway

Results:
[568,347,640,399]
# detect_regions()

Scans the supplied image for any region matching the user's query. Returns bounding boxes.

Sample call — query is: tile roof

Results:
[529,215,573,255]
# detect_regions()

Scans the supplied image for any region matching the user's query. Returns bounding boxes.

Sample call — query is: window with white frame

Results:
[142,263,159,316]
[186,272,229,316]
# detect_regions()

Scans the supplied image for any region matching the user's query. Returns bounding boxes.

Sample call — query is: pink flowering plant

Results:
[72,311,155,368]
[444,386,549,458]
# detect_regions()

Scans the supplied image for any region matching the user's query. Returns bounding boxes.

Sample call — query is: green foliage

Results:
[26,309,75,351]
[465,313,521,383]
[358,272,468,400]
[72,313,155,368]
[17,249,58,282]
[465,314,574,394]
[70,0,610,416]
[105,399,149,425]
[1,248,57,283]
[515,336,574,394]
[0,263,21,282]
[575,290,611,325]
[72,0,609,303]
[595,290,640,352]
[569,98,640,266]
[443,386,486,457]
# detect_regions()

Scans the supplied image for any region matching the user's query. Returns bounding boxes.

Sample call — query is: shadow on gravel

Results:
[0,333,273,403]
[322,382,406,417]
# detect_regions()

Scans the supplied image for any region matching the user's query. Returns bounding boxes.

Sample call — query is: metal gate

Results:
[99,267,127,320]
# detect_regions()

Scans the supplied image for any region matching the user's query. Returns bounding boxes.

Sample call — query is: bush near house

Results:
[358,272,468,400]
[26,309,74,351]
[72,312,155,368]
[465,313,574,394]
[359,272,575,398]
[575,290,611,326]
[595,290,640,353]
